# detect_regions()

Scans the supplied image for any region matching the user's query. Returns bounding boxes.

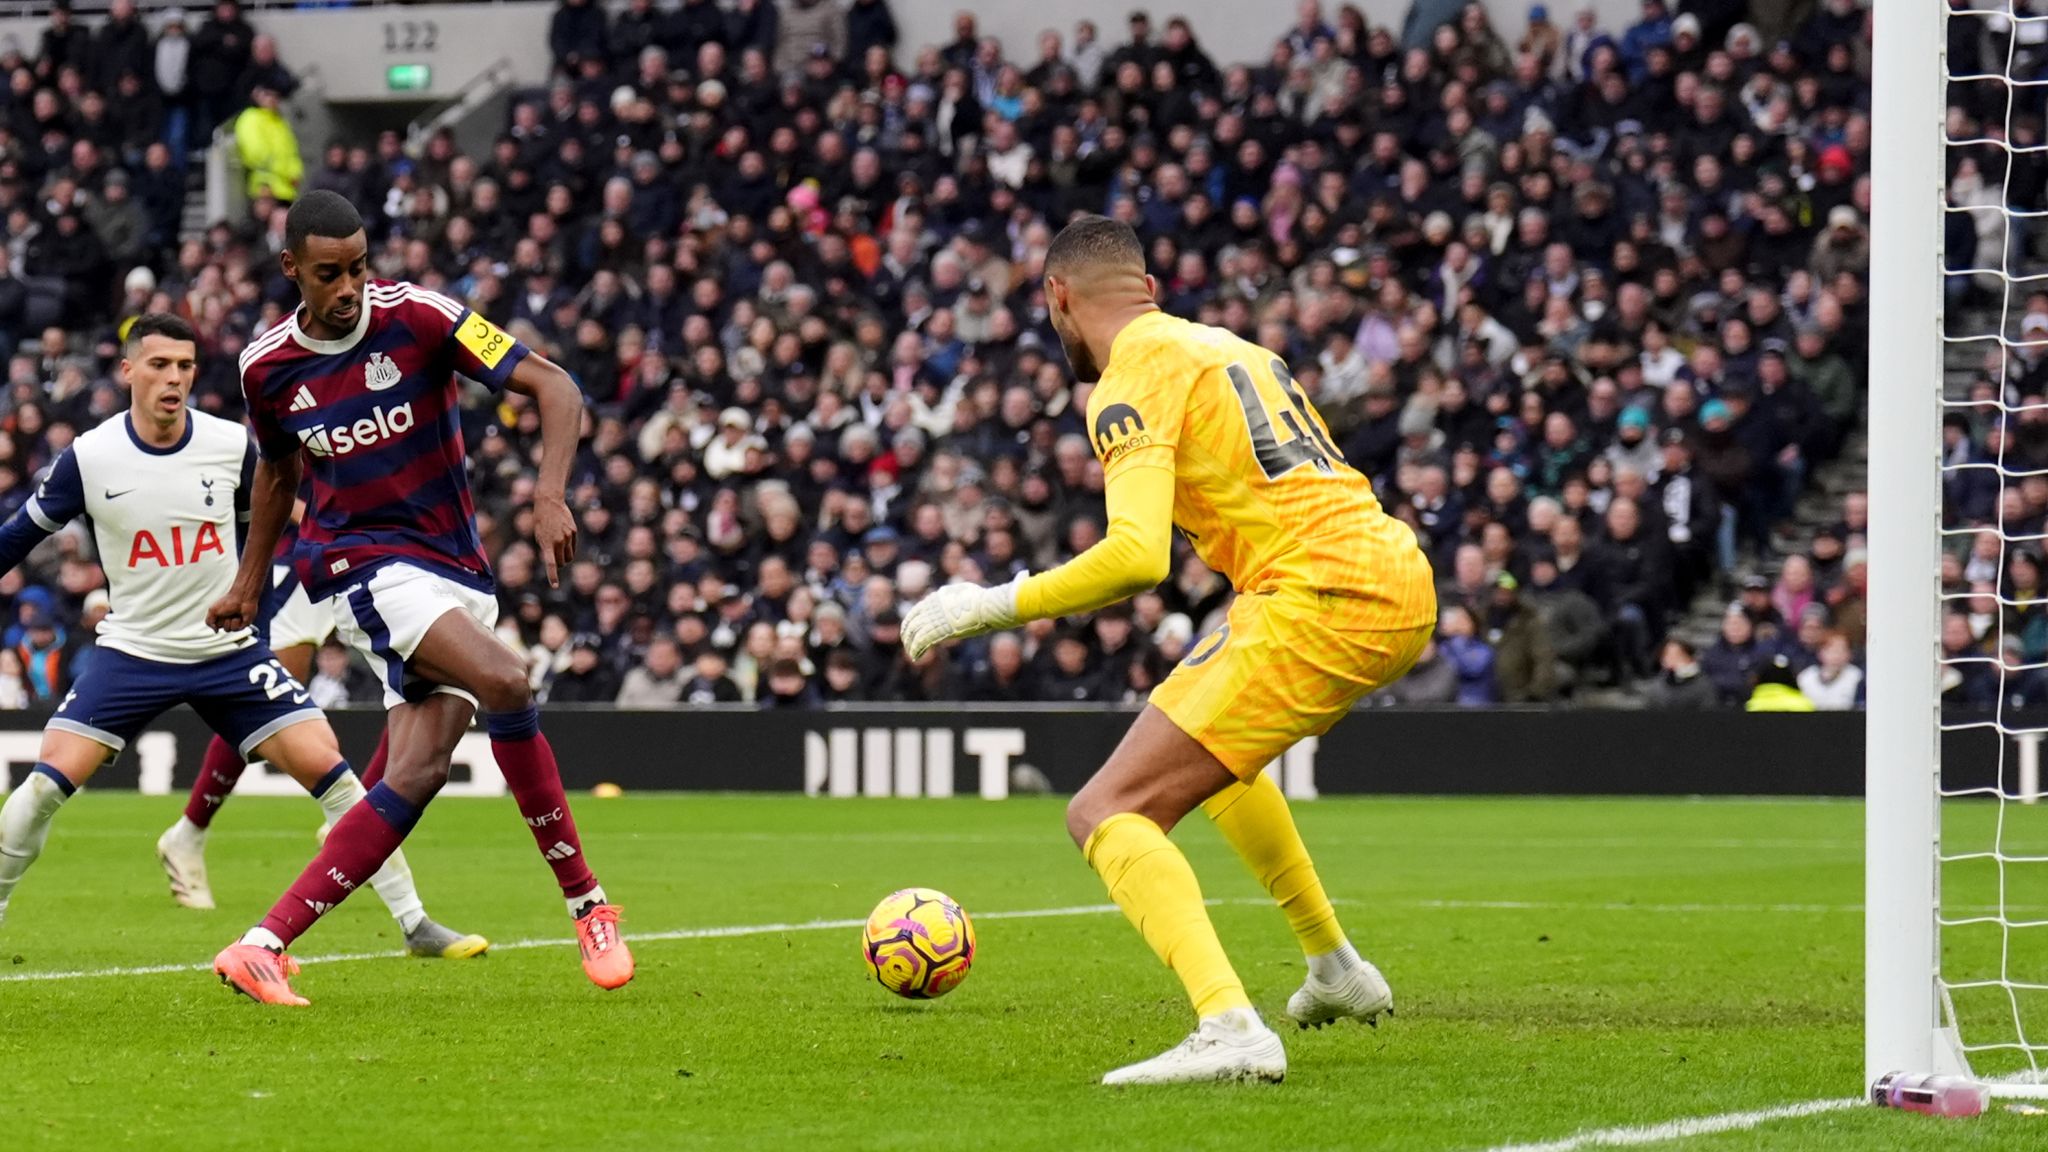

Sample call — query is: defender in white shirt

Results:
[0,315,485,961]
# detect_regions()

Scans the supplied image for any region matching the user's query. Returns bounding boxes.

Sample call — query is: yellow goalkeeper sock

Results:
[1083,812,1250,1018]
[1203,772,1347,958]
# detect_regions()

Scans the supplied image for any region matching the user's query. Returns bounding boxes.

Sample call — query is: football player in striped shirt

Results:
[903,217,1437,1084]
[207,191,632,1004]
[0,314,484,963]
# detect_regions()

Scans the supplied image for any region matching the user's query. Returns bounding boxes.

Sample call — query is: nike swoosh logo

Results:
[105,489,133,499]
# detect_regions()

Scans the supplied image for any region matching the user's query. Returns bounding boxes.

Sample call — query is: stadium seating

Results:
[0,0,1874,710]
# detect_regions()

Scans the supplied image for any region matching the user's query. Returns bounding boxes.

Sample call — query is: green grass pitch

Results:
[2,791,2044,1150]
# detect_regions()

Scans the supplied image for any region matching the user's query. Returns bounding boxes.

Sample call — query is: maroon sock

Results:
[488,706,597,900]
[183,736,248,829]
[361,728,389,788]
[257,782,417,948]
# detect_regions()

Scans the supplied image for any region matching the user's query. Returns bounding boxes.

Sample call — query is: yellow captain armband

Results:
[456,312,515,369]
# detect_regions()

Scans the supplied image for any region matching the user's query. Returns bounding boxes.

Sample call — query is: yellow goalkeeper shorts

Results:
[1150,586,1434,781]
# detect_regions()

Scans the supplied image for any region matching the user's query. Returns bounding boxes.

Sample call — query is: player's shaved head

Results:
[285,189,365,254]
[1043,214,1146,285]
[1043,215,1157,384]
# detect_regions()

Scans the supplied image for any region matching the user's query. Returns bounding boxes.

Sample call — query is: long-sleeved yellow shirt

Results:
[1013,310,1435,628]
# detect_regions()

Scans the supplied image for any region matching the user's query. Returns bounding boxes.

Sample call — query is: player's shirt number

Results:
[250,659,311,705]
[456,313,514,370]
[1226,359,1344,481]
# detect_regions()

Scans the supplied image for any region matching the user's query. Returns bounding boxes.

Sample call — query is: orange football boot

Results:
[214,943,310,1006]
[575,904,634,990]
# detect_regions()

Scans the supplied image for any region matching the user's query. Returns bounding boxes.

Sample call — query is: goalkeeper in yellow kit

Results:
[903,216,1437,1085]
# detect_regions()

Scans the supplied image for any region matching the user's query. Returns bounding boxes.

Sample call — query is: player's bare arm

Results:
[502,352,582,587]
[208,451,301,633]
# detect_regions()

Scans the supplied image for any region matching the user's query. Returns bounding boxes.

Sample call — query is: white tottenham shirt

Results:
[12,411,258,663]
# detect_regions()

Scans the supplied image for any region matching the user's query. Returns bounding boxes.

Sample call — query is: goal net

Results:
[1875,0,2048,1095]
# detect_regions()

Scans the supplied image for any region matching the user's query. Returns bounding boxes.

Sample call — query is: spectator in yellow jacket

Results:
[1746,653,1816,712]
[233,82,302,202]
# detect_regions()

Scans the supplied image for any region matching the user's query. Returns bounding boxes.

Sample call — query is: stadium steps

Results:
[179,155,210,241]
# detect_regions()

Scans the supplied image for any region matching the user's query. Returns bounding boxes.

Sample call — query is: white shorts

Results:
[267,564,338,651]
[330,562,500,710]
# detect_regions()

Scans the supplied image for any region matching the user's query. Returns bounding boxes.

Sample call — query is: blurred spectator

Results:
[1797,631,1863,711]
[154,9,194,159]
[1437,604,1500,706]
[549,0,608,75]
[1375,636,1458,704]
[1039,628,1106,702]
[1745,652,1814,712]
[1644,636,1717,709]
[0,649,29,709]
[617,636,688,706]
[191,0,256,144]
[12,603,69,704]
[307,638,373,709]
[547,635,622,703]
[1701,604,1768,706]
[1485,573,1556,703]
[761,657,820,708]
[233,82,301,201]
[682,648,743,704]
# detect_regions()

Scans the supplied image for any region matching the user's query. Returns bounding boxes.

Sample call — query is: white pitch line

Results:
[0,901,1148,985]
[1411,899,1865,914]
[12,894,2031,985]
[9,894,2004,985]
[1475,1097,1864,1152]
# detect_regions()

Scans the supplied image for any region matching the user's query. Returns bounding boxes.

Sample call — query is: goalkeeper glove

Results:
[901,572,1028,661]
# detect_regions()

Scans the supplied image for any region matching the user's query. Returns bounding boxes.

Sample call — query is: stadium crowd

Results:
[0,0,1884,711]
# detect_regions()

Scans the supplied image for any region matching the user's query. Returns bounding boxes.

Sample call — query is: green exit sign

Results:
[387,64,431,92]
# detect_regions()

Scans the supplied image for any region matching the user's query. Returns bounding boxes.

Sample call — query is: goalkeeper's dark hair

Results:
[285,189,366,254]
[1044,214,1145,281]
[123,312,197,355]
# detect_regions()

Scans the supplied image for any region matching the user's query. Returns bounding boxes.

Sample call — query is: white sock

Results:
[568,884,608,918]
[311,769,427,934]
[0,770,72,908]
[239,926,285,951]
[1307,940,1363,983]
[168,815,206,845]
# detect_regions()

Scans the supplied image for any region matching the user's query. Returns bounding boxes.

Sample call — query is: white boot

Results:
[1287,954,1393,1029]
[1101,1007,1287,1086]
[155,818,215,910]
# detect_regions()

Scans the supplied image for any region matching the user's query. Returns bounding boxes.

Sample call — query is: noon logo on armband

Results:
[1092,402,1152,466]
[456,313,514,369]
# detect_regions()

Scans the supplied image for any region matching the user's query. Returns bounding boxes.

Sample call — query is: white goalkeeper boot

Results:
[1101,1007,1287,1086]
[1287,945,1393,1029]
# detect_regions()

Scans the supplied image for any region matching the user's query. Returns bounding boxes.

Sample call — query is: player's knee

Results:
[1065,791,1108,849]
[475,660,532,714]
[386,753,451,798]
[391,750,452,795]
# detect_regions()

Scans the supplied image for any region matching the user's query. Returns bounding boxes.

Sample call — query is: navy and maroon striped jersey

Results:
[239,280,529,600]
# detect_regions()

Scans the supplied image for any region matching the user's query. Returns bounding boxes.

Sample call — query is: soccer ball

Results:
[862,887,975,999]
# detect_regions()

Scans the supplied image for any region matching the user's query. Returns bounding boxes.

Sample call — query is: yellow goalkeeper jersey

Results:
[1085,310,1436,630]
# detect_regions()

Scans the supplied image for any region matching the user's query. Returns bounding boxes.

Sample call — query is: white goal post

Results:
[1866,0,1946,1095]
[1870,0,2048,1097]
